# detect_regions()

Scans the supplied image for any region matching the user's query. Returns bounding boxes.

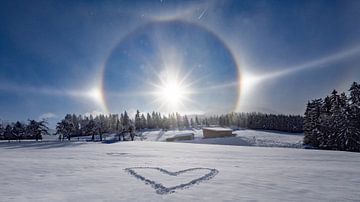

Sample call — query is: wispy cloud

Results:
[39,112,57,120]
[83,110,104,117]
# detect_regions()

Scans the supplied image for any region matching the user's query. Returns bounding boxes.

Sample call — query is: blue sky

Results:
[1,0,360,125]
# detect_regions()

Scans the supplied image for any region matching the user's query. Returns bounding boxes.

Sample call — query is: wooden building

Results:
[202,127,233,138]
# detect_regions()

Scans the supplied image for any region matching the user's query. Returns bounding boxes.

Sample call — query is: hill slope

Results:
[0,141,359,201]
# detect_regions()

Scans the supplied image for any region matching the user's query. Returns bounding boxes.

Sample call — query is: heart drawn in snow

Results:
[124,167,219,195]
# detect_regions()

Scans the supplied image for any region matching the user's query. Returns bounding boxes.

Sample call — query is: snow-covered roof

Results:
[202,127,232,132]
[174,133,194,138]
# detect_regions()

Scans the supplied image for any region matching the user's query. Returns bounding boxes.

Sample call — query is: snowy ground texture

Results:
[141,129,304,148]
[0,141,359,201]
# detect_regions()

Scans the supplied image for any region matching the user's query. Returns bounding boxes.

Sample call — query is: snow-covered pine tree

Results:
[347,82,360,151]
[26,120,49,141]
[135,110,141,130]
[80,116,90,136]
[56,118,74,141]
[110,114,119,133]
[349,82,360,105]
[195,116,200,127]
[140,114,146,129]
[146,113,152,129]
[190,118,195,128]
[72,114,80,137]
[4,124,13,142]
[85,119,97,141]
[12,121,25,142]
[183,115,190,129]
[115,118,122,141]
[123,111,130,130]
[64,114,76,139]
[176,113,182,129]
[96,114,108,141]
[323,90,342,149]
[0,123,4,140]
[303,99,322,147]
[332,93,350,151]
[305,83,360,152]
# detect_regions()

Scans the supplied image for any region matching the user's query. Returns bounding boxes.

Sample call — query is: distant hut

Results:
[202,127,233,138]
[166,133,194,142]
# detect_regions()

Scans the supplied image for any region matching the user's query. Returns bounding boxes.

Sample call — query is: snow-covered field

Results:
[141,129,304,148]
[0,141,359,201]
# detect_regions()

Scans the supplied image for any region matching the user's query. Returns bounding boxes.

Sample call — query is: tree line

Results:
[55,111,193,141]
[1,111,304,142]
[200,112,303,133]
[304,82,360,152]
[0,120,49,142]
[54,110,304,142]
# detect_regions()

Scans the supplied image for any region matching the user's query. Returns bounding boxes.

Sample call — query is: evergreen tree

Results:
[56,118,74,141]
[347,82,360,151]
[85,119,97,141]
[176,113,182,129]
[326,90,344,149]
[95,114,108,141]
[303,99,322,147]
[190,118,195,128]
[12,121,25,142]
[349,82,360,105]
[140,114,146,129]
[183,115,190,129]
[195,116,200,127]
[72,114,80,136]
[146,113,152,129]
[26,120,49,141]
[123,111,130,130]
[303,82,360,152]
[135,110,141,130]
[0,123,4,140]
[4,124,13,142]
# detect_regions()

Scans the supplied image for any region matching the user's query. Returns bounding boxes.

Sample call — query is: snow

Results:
[202,127,232,131]
[141,129,303,148]
[0,141,359,201]
[141,130,195,142]
[232,129,304,148]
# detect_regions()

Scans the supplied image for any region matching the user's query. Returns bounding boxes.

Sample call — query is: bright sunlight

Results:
[152,71,192,112]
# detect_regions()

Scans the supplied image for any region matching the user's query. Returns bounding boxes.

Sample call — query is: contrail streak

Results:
[198,8,207,20]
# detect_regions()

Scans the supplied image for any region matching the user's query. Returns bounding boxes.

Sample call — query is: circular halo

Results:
[100,19,242,114]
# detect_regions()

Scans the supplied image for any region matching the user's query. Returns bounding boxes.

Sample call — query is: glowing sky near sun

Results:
[101,20,239,114]
[1,0,360,126]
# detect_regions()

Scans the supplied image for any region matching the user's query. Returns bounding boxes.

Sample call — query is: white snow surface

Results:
[141,130,195,142]
[141,129,304,148]
[202,127,232,131]
[0,141,359,201]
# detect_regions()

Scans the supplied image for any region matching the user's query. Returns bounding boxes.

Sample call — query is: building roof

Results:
[203,127,232,132]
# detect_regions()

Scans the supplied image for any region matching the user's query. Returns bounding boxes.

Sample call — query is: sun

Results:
[159,80,186,106]
[152,72,192,112]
